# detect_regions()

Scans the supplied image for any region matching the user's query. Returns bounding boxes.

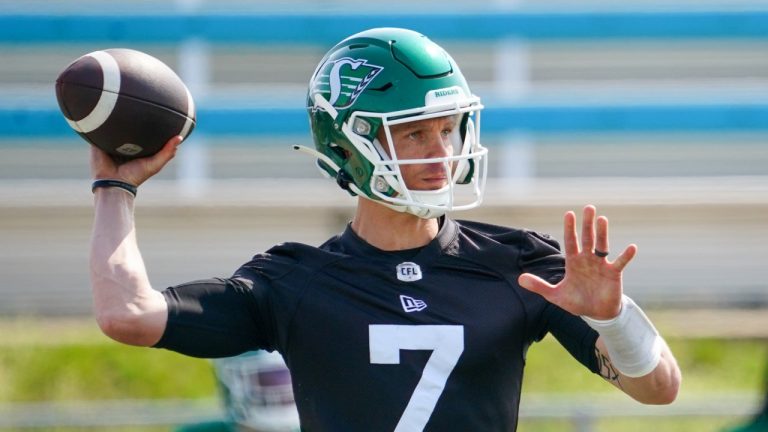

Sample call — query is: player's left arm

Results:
[518,205,681,404]
[594,334,681,404]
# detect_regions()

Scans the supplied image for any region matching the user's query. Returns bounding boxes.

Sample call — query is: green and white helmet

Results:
[213,351,300,431]
[301,27,487,219]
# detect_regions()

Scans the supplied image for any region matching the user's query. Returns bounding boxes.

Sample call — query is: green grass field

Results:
[0,317,765,431]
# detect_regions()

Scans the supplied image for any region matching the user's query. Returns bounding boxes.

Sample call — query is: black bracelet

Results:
[91,179,138,197]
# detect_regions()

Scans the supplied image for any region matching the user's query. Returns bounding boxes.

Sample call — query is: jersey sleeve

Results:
[517,230,600,373]
[540,303,600,373]
[153,275,270,358]
[518,230,565,285]
[154,243,329,359]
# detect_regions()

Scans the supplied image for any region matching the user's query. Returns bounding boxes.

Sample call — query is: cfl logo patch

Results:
[396,262,422,282]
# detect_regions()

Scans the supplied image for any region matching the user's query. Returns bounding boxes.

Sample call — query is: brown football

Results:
[55,48,196,160]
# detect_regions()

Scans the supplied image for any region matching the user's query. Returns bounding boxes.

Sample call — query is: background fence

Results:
[0,2,767,429]
[1,0,766,315]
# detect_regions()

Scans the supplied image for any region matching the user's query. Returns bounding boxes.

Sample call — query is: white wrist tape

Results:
[582,295,663,378]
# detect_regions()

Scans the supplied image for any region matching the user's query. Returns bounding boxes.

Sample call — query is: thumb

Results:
[518,273,556,298]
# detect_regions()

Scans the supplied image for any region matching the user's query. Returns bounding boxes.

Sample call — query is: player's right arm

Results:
[89,136,182,346]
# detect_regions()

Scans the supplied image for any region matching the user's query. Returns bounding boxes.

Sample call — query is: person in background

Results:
[725,359,768,432]
[175,351,300,432]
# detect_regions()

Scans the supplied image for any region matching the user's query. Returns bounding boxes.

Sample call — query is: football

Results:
[55,48,196,161]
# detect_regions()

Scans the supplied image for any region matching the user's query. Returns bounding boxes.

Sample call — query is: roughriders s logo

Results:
[312,57,383,109]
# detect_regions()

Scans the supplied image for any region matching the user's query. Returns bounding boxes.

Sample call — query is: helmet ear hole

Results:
[329,143,348,159]
[459,113,469,141]
[455,159,474,184]
[454,115,476,184]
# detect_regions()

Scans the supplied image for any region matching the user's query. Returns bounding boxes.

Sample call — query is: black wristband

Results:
[91,179,138,197]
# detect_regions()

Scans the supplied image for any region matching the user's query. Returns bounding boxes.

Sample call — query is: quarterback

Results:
[89,28,681,431]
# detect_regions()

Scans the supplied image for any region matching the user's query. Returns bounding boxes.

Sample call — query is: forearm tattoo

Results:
[596,348,623,388]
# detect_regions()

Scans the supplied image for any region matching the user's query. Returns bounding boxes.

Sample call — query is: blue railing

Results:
[4,104,768,138]
[2,9,768,138]
[2,10,768,44]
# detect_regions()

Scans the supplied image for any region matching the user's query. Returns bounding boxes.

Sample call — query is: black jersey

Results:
[156,217,599,432]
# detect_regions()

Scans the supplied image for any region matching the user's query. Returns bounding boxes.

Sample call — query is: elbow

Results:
[661,369,682,404]
[94,303,166,347]
[94,309,126,342]
[645,378,680,405]
[631,341,683,405]
[90,268,168,347]
[655,356,683,405]
[636,364,682,405]
[95,308,144,346]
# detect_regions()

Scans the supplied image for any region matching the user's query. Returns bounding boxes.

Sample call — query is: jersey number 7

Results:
[369,325,465,432]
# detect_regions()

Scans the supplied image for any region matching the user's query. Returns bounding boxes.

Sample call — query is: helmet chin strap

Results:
[406,202,448,219]
[359,192,447,219]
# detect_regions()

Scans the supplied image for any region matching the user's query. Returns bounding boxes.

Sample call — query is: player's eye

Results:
[406,130,423,141]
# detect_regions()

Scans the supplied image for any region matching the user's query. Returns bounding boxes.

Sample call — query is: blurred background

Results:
[0,0,767,431]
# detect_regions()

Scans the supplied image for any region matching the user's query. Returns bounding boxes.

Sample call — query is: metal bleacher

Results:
[0,1,767,316]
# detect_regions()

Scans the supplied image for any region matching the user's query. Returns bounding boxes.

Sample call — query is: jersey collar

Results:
[339,216,460,263]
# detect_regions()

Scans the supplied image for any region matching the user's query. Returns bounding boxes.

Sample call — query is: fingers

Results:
[165,135,184,152]
[570,205,612,257]
[563,210,579,256]
[154,135,183,164]
[573,204,635,270]
[518,273,556,299]
[580,205,597,253]
[138,135,183,182]
[565,205,601,257]
[595,215,609,258]
[90,136,183,187]
[612,243,638,272]
[152,135,183,162]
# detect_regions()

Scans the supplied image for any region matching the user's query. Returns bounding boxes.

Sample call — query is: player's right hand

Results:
[90,135,183,187]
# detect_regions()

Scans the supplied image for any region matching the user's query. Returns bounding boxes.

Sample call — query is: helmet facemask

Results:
[342,93,487,218]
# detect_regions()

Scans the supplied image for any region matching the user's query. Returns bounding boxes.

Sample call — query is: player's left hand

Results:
[518,205,637,320]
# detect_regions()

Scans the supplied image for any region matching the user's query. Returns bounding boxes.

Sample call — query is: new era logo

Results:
[400,295,427,313]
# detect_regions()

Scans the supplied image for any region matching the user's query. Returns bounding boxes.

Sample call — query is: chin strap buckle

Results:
[335,170,357,196]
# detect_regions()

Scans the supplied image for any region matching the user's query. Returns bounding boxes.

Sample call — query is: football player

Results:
[175,351,300,432]
[89,27,681,431]
[724,359,768,432]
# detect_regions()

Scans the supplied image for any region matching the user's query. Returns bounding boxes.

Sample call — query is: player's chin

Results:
[415,178,449,190]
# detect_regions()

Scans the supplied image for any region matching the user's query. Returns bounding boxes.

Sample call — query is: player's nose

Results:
[423,131,452,159]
